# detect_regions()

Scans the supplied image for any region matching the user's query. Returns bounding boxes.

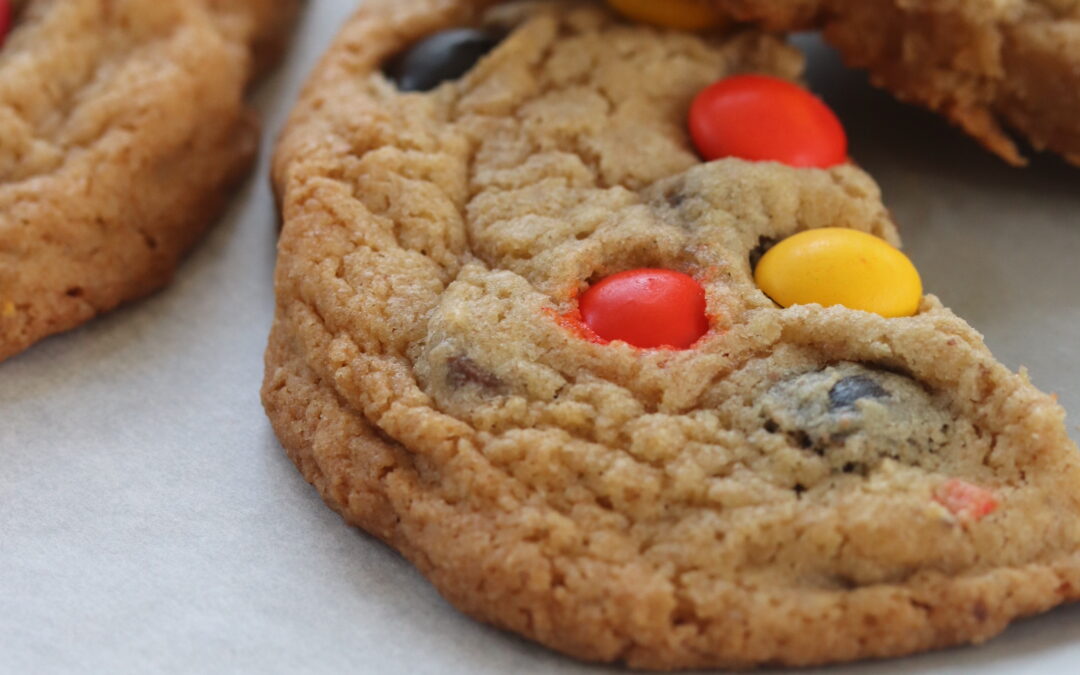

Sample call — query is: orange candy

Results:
[578,269,709,349]
[934,479,999,522]
[690,74,848,168]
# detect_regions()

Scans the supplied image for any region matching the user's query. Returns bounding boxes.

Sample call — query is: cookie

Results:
[0,0,300,361]
[263,0,1080,669]
[703,0,1080,166]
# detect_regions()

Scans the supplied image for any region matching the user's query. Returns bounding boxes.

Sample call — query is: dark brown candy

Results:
[387,29,502,92]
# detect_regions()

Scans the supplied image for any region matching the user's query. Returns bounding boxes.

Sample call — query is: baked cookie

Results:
[0,0,300,361]
[263,0,1080,669]
[700,0,1080,166]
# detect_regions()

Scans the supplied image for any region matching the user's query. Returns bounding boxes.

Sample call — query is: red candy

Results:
[0,0,10,47]
[579,269,709,349]
[934,479,999,522]
[689,74,848,168]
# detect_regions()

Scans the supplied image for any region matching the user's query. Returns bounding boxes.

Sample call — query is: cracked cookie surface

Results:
[709,0,1080,166]
[263,0,1080,668]
[0,0,300,361]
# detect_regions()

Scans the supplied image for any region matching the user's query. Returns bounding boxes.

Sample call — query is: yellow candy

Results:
[606,0,727,31]
[754,228,923,318]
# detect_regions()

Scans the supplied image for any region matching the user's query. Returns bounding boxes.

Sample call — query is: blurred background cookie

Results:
[0,0,301,361]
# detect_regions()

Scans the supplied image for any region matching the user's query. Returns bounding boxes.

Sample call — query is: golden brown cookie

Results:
[0,0,300,361]
[708,0,1080,166]
[263,0,1080,668]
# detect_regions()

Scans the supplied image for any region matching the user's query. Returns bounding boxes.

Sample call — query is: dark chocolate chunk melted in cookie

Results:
[757,364,950,473]
[387,28,502,92]
[446,354,503,391]
[828,375,889,410]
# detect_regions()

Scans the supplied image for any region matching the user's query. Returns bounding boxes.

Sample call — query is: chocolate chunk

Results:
[828,375,889,411]
[973,600,989,622]
[446,355,502,391]
[755,364,950,476]
[387,29,502,92]
[664,188,687,208]
[749,236,779,271]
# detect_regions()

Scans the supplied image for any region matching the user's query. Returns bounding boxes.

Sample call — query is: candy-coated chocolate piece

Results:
[387,28,501,92]
[606,0,726,30]
[828,375,889,411]
[580,269,708,349]
[0,0,11,47]
[935,479,999,522]
[754,228,922,318]
[690,74,848,168]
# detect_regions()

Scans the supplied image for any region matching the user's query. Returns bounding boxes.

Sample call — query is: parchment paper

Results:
[2,2,1077,672]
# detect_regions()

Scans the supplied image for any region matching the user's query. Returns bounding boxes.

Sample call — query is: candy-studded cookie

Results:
[263,0,1080,669]
[704,0,1080,167]
[0,0,300,361]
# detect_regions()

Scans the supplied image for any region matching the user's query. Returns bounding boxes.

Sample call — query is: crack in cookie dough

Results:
[0,0,300,361]
[265,0,1080,668]
[708,0,1080,166]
